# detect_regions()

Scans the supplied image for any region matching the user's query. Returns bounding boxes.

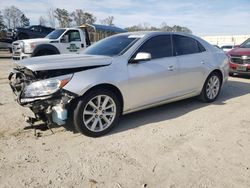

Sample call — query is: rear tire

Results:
[199,72,222,102]
[73,89,122,137]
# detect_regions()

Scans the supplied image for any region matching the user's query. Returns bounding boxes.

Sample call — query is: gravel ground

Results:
[0,51,250,188]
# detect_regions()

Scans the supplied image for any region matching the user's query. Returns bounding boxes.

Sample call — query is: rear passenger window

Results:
[173,35,205,55]
[136,35,173,59]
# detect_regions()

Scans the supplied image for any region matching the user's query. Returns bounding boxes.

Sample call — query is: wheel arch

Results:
[209,69,223,84]
[32,44,60,57]
[199,68,224,96]
[78,83,124,112]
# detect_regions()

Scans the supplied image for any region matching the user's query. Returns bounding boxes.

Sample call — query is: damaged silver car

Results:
[9,31,229,137]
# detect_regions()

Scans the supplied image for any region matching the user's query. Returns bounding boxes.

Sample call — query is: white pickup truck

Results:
[12,27,91,60]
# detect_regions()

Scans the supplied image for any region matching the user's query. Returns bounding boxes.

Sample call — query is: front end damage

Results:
[8,66,77,127]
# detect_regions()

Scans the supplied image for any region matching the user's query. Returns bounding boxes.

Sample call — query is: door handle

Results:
[168,65,174,71]
[201,60,205,64]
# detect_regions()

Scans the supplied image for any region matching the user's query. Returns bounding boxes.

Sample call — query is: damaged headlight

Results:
[23,74,73,98]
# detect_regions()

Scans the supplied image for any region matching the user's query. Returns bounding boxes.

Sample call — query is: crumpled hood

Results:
[15,54,113,71]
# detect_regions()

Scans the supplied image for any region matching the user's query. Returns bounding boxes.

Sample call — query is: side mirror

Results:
[131,52,151,63]
[60,35,69,43]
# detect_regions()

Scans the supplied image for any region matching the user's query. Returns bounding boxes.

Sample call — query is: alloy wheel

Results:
[83,95,116,132]
[206,75,220,100]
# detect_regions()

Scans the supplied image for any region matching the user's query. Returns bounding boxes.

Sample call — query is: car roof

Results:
[115,31,215,53]
[116,31,196,38]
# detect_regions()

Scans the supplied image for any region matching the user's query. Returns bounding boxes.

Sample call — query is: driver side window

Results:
[135,35,173,59]
[61,30,81,43]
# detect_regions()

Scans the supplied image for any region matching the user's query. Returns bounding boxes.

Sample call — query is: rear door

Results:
[127,35,180,109]
[59,30,83,54]
[173,34,208,94]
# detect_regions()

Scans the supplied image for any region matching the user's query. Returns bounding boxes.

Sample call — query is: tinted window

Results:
[136,35,173,59]
[67,30,81,42]
[83,35,139,56]
[29,26,41,32]
[41,26,49,33]
[173,35,202,55]
[198,42,206,52]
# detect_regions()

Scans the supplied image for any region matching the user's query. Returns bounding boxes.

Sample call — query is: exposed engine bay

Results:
[8,66,77,127]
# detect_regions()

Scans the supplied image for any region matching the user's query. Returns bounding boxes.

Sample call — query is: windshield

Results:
[83,35,140,56]
[240,38,250,48]
[46,29,66,39]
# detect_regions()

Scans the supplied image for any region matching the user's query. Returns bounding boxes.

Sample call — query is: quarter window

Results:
[198,42,206,52]
[173,35,205,55]
[136,35,173,59]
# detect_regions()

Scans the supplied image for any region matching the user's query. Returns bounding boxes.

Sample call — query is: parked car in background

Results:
[12,27,91,60]
[0,28,15,53]
[213,45,221,49]
[221,45,234,52]
[13,25,54,40]
[12,28,90,60]
[9,32,229,137]
[12,24,127,60]
[0,38,13,52]
[1,26,54,53]
[228,38,250,76]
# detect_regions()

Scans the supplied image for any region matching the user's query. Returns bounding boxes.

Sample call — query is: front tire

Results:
[73,89,122,137]
[199,72,222,102]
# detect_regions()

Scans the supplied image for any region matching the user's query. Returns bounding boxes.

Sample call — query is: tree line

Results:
[125,22,192,33]
[0,5,192,34]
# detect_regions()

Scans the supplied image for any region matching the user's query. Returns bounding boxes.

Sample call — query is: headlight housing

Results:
[19,41,25,52]
[23,74,73,98]
[24,43,36,54]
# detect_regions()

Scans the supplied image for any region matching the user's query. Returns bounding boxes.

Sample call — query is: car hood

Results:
[228,47,250,56]
[15,54,113,71]
[16,38,51,44]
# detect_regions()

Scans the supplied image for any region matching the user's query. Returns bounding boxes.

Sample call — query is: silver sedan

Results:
[9,31,229,137]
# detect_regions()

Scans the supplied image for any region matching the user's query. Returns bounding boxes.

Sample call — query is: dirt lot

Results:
[0,51,250,188]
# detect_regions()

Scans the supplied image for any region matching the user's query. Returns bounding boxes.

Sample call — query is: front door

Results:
[59,30,83,54]
[127,35,180,110]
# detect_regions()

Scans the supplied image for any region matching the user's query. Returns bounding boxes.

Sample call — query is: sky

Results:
[1,0,250,36]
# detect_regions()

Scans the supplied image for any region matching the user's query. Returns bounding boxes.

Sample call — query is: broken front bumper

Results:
[8,71,76,126]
